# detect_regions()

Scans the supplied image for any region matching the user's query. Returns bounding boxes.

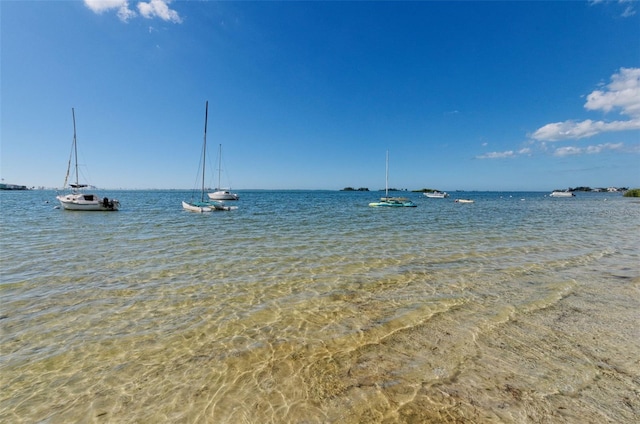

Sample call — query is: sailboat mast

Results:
[385,150,389,198]
[201,101,208,202]
[72,108,79,188]
[217,144,222,191]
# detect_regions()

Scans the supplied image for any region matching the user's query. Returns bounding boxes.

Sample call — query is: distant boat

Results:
[369,151,416,208]
[549,191,575,197]
[56,108,120,211]
[454,199,474,204]
[183,101,236,212]
[424,191,449,198]
[208,144,239,201]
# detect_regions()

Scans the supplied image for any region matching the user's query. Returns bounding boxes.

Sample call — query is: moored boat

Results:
[208,189,239,201]
[56,108,119,211]
[181,200,234,212]
[369,151,416,208]
[369,197,417,207]
[58,193,119,211]
[549,191,575,197]
[183,101,237,213]
[424,191,449,198]
[208,144,239,200]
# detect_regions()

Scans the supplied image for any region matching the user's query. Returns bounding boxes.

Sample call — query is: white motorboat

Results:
[56,108,119,211]
[58,193,119,211]
[549,191,575,197]
[424,191,449,198]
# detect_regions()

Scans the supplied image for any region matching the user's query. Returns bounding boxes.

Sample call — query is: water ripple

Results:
[1,190,639,423]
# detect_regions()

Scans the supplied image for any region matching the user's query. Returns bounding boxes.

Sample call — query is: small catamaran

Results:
[182,101,236,212]
[369,151,416,208]
[56,108,120,211]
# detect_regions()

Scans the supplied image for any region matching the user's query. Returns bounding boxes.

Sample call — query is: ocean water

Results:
[1,190,639,423]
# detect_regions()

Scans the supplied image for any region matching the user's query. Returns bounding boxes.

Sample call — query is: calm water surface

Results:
[1,190,639,423]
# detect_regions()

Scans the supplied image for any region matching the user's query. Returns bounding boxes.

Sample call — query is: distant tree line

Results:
[341,187,369,191]
[340,186,639,195]
[340,187,410,192]
[557,187,628,192]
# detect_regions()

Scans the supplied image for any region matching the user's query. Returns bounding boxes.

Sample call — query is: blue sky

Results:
[2,0,639,191]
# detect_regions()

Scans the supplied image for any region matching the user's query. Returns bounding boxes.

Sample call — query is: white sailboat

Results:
[369,151,416,208]
[183,101,236,212]
[56,108,120,211]
[208,144,239,200]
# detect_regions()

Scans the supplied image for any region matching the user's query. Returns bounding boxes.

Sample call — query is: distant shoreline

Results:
[4,187,633,193]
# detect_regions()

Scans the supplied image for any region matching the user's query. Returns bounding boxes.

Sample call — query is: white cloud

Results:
[518,147,532,155]
[118,4,137,22]
[554,142,625,157]
[476,146,533,159]
[532,118,640,141]
[476,151,515,159]
[590,0,636,18]
[84,0,126,13]
[531,68,640,142]
[84,0,181,23]
[84,0,136,22]
[138,0,182,23]
[477,140,631,159]
[553,146,583,157]
[588,142,624,153]
[620,0,637,17]
[586,67,640,116]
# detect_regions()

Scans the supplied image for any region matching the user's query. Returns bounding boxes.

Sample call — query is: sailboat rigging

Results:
[56,108,120,211]
[368,150,416,207]
[208,144,239,201]
[182,101,236,212]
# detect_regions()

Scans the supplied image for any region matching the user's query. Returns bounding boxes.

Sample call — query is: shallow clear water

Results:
[1,190,639,423]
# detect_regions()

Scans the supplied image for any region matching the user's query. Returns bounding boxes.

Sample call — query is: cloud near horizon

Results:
[477,141,630,160]
[84,0,182,23]
[531,68,640,142]
[553,142,625,157]
[476,68,639,160]
[476,147,531,160]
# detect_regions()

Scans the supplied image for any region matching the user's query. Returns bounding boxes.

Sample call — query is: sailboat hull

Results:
[58,108,119,211]
[183,102,238,213]
[369,200,417,207]
[182,200,236,212]
[208,190,239,200]
[369,151,417,208]
[182,200,212,213]
[57,193,119,211]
